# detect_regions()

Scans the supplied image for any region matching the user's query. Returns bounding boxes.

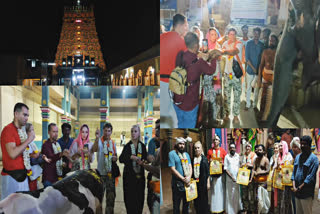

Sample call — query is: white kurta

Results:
[224,153,242,214]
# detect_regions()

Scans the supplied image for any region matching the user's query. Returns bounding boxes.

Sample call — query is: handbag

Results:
[3,168,27,182]
[112,161,120,178]
[232,57,243,78]
[232,41,244,79]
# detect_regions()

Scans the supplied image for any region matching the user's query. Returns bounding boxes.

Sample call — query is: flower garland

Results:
[178,152,190,177]
[79,144,90,170]
[193,156,202,180]
[131,142,142,174]
[18,128,32,177]
[212,149,221,159]
[52,142,63,179]
[103,138,114,173]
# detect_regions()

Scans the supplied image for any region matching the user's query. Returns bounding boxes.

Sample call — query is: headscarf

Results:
[69,124,90,168]
[290,137,300,149]
[278,141,288,164]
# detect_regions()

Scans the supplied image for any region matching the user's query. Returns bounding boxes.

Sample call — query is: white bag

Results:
[251,75,257,88]
[257,186,270,214]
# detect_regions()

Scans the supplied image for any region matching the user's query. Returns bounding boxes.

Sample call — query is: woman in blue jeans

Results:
[173,32,219,128]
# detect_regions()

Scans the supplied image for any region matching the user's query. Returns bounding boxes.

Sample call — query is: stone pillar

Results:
[144,87,149,142]
[147,86,154,139]
[106,86,110,121]
[137,89,143,126]
[75,87,80,137]
[99,86,108,136]
[201,0,210,32]
[155,58,160,86]
[68,86,71,117]
[40,86,50,144]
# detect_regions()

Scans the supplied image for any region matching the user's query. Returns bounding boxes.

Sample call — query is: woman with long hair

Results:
[192,141,210,214]
[69,124,94,171]
[119,125,147,214]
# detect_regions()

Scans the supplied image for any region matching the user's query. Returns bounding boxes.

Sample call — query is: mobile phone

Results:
[202,39,208,53]
[84,144,89,150]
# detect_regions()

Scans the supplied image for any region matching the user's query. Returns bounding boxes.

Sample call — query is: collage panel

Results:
[160,0,320,129]
[160,128,320,213]
[0,86,160,213]
[0,0,159,86]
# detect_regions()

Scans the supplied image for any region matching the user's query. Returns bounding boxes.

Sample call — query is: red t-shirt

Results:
[207,147,227,163]
[160,31,187,83]
[1,123,25,175]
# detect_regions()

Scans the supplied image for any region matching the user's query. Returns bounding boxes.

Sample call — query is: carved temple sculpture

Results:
[53,1,107,85]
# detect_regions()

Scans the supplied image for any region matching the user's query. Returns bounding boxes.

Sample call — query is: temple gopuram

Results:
[53,0,106,85]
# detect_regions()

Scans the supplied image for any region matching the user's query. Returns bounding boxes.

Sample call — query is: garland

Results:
[18,128,32,177]
[52,142,63,179]
[212,149,221,159]
[131,142,142,174]
[193,156,202,180]
[178,152,190,177]
[79,144,90,170]
[102,137,114,173]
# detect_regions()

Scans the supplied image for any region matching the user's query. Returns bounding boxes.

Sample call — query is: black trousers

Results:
[172,182,189,214]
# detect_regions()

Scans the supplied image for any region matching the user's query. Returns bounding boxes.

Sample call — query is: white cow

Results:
[0,169,103,214]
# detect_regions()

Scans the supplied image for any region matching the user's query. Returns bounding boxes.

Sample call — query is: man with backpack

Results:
[172,32,220,128]
[160,14,188,128]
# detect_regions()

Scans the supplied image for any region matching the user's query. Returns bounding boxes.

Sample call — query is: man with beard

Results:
[41,123,69,187]
[257,34,279,121]
[1,103,35,199]
[145,119,161,213]
[250,144,270,213]
[57,123,74,177]
[292,135,319,214]
[224,143,242,213]
[168,137,192,214]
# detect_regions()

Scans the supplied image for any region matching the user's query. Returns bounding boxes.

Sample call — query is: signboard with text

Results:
[230,0,268,25]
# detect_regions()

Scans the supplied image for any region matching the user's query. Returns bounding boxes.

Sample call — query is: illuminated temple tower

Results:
[54,0,106,85]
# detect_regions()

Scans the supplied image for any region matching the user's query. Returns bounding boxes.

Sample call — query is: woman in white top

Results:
[69,124,94,171]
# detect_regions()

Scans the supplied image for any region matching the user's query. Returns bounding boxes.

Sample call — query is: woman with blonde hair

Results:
[119,124,147,214]
[192,141,210,213]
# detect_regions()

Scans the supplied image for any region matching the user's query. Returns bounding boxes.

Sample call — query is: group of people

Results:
[160,13,279,128]
[169,133,319,214]
[0,102,161,214]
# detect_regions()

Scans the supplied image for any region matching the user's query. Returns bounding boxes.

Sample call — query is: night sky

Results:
[0,0,159,70]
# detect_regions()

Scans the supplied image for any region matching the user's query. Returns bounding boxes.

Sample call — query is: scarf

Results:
[18,127,32,177]
[70,124,90,170]
[278,141,289,165]
[52,142,63,178]
[131,142,142,174]
[193,155,202,180]
[178,152,190,177]
[102,136,114,173]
